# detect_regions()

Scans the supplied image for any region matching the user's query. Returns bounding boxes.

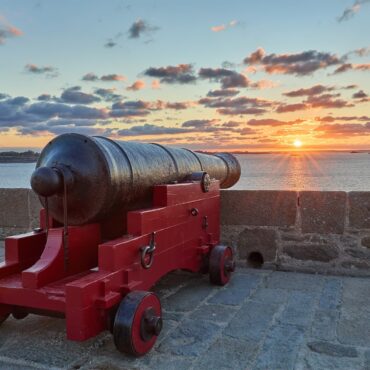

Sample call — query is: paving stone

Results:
[0,358,54,370]
[278,290,316,327]
[224,301,279,341]
[318,279,342,310]
[0,315,109,368]
[298,351,364,370]
[78,355,141,370]
[311,310,339,341]
[300,191,346,234]
[252,324,304,370]
[193,336,259,370]
[238,228,278,264]
[189,304,238,323]
[162,277,214,312]
[348,192,370,229]
[221,190,297,226]
[139,353,193,370]
[283,243,339,262]
[307,341,358,358]
[265,271,324,292]
[365,350,370,370]
[157,318,221,356]
[207,273,261,305]
[250,287,288,305]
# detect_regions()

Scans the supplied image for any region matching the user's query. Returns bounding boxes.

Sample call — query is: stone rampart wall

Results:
[221,190,370,276]
[0,189,369,276]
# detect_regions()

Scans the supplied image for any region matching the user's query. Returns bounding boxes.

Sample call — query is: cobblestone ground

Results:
[0,243,370,370]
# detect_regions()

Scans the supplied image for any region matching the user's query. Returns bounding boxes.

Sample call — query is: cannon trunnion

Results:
[0,134,239,356]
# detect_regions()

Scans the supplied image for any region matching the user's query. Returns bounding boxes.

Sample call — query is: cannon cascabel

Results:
[31,133,241,225]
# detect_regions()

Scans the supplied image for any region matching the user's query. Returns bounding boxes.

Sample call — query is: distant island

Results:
[0,150,40,163]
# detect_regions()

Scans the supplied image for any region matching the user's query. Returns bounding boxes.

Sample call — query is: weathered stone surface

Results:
[278,290,317,327]
[238,227,277,263]
[299,352,364,370]
[348,192,370,229]
[341,260,370,270]
[361,236,370,248]
[207,272,261,305]
[28,190,42,229]
[300,191,346,234]
[345,247,370,260]
[193,336,258,370]
[157,318,220,356]
[266,271,324,292]
[221,190,297,226]
[307,341,358,358]
[283,243,339,262]
[311,310,338,341]
[318,279,342,310]
[224,301,279,341]
[0,189,30,228]
[253,324,304,370]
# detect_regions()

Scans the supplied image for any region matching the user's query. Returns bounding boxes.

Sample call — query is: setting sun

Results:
[293,140,303,148]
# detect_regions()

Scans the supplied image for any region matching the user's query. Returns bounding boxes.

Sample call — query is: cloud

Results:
[117,124,187,136]
[127,80,145,91]
[82,73,126,82]
[283,84,335,97]
[333,63,370,74]
[276,103,308,113]
[151,80,160,89]
[315,115,370,122]
[182,119,217,128]
[101,74,125,81]
[276,93,354,113]
[104,40,117,48]
[337,0,370,22]
[94,88,122,102]
[128,19,159,39]
[315,123,370,137]
[207,89,240,97]
[210,20,239,32]
[251,80,278,89]
[25,64,58,78]
[244,48,342,76]
[0,16,22,45]
[352,90,368,99]
[60,86,100,105]
[199,68,250,89]
[82,72,99,81]
[248,118,303,126]
[144,64,196,84]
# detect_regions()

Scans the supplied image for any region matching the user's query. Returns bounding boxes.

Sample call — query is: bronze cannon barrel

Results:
[31,133,240,225]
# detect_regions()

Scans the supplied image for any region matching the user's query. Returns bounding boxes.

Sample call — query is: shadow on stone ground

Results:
[0,242,370,370]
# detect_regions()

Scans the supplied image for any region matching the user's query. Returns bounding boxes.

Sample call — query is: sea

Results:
[0,152,369,191]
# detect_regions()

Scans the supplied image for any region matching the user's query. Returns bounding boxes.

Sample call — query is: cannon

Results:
[0,133,240,356]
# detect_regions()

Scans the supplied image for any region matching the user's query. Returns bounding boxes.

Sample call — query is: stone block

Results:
[0,189,30,228]
[224,301,279,341]
[207,273,261,305]
[237,228,277,263]
[221,190,297,226]
[361,236,370,248]
[266,271,324,292]
[253,324,304,370]
[283,243,339,262]
[348,192,370,229]
[189,304,238,323]
[318,279,342,310]
[311,310,339,341]
[307,341,358,358]
[300,191,346,234]
[192,336,258,370]
[28,190,42,229]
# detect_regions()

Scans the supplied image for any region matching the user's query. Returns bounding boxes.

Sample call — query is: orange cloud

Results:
[151,79,161,89]
[0,15,23,44]
[127,80,145,91]
[211,20,239,32]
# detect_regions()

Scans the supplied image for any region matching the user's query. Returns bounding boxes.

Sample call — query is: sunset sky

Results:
[0,0,369,151]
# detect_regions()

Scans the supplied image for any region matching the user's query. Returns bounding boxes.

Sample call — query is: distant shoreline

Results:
[0,151,39,164]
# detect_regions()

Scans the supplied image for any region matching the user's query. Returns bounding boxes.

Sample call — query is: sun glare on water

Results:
[293,139,303,148]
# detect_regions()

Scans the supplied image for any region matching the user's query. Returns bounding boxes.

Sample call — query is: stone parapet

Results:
[0,188,369,275]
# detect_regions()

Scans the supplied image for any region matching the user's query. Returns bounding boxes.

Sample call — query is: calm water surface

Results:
[0,153,369,191]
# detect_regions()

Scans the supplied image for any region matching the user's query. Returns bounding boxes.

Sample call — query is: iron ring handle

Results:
[141,245,156,269]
